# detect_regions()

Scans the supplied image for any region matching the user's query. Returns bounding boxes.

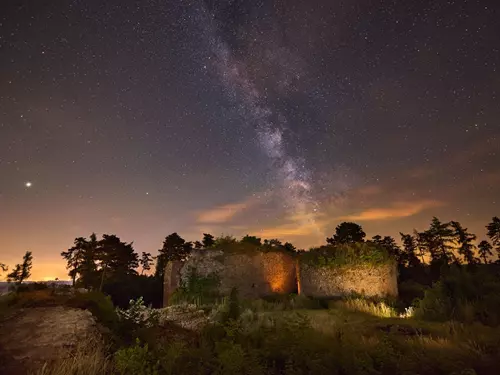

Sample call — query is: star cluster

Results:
[0,0,499,279]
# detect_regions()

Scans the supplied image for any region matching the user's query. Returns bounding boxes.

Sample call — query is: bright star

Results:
[25,182,32,188]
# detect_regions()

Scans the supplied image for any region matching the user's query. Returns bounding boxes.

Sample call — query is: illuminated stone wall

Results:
[164,249,297,305]
[297,262,398,298]
[163,251,398,307]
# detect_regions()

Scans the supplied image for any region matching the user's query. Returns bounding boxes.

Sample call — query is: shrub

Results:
[170,269,220,306]
[68,291,120,331]
[116,297,160,328]
[114,339,160,375]
[414,267,500,325]
[300,242,393,268]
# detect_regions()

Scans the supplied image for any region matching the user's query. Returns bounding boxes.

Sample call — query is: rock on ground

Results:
[160,304,210,331]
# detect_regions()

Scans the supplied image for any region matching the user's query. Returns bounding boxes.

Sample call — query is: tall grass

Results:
[335,297,398,318]
[33,344,112,375]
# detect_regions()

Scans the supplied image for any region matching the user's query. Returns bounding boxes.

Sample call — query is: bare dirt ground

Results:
[0,306,103,374]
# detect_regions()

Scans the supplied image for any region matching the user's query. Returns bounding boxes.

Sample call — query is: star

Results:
[25,182,32,188]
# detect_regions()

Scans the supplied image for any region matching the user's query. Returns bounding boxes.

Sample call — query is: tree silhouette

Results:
[61,235,96,287]
[413,230,429,264]
[156,233,191,280]
[241,235,262,246]
[283,242,297,253]
[424,217,456,265]
[194,241,203,249]
[478,240,493,264]
[371,235,402,262]
[97,234,139,291]
[7,251,33,285]
[139,252,153,275]
[326,222,366,245]
[202,233,215,248]
[451,221,479,264]
[486,216,500,258]
[400,233,421,267]
[0,263,8,279]
[64,234,99,289]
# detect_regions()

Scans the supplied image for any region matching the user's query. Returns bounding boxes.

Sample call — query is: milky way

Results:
[195,4,320,232]
[1,0,499,279]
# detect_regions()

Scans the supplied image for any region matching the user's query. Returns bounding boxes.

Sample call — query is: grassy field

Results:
[2,289,500,375]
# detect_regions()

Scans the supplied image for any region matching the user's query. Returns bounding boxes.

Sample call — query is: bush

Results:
[300,242,393,268]
[114,339,160,375]
[68,291,120,331]
[414,267,500,325]
[116,297,160,328]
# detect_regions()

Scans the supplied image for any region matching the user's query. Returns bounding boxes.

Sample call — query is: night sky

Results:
[1,0,499,280]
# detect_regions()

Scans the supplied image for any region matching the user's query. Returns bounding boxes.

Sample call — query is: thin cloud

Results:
[339,200,444,221]
[197,196,258,224]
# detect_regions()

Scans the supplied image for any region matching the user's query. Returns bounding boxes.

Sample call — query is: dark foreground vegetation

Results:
[2,270,500,375]
[1,216,500,374]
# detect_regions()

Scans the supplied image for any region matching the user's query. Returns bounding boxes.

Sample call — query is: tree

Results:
[202,233,215,248]
[0,262,8,280]
[62,236,91,287]
[283,242,297,253]
[156,233,191,280]
[399,233,421,267]
[372,235,402,263]
[7,251,33,285]
[424,217,456,265]
[326,222,366,245]
[414,230,429,264]
[97,234,139,291]
[194,241,203,249]
[478,240,493,264]
[241,235,262,246]
[61,234,100,289]
[139,252,153,275]
[450,221,478,264]
[486,216,500,258]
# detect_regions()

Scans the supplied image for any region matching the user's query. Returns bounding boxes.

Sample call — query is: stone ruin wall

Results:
[181,249,298,298]
[163,250,398,306]
[298,262,398,298]
[163,250,297,305]
[163,260,184,306]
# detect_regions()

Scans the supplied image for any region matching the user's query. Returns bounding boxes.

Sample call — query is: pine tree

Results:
[202,233,215,248]
[424,217,456,265]
[478,240,493,264]
[139,252,153,275]
[399,233,421,267]
[7,251,33,285]
[156,233,191,280]
[486,216,500,259]
[451,221,478,264]
[98,234,139,291]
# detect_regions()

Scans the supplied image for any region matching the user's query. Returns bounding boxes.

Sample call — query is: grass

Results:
[32,343,112,375]
[5,279,500,375]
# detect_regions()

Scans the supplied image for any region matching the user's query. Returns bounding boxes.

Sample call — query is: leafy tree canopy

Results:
[326,222,366,245]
